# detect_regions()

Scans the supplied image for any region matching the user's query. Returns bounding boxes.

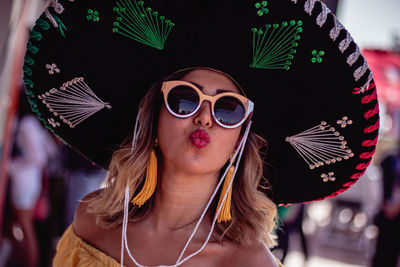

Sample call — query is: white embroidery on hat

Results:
[355,72,374,94]
[38,77,112,128]
[291,0,298,3]
[354,59,369,81]
[48,118,60,128]
[347,46,361,66]
[329,17,344,41]
[285,121,354,170]
[44,0,64,28]
[336,116,353,128]
[304,0,317,15]
[302,0,373,93]
[46,63,60,75]
[321,172,336,182]
[316,4,330,27]
[50,0,64,13]
[339,32,352,53]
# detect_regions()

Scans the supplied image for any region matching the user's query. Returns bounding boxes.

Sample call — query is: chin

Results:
[177,158,220,177]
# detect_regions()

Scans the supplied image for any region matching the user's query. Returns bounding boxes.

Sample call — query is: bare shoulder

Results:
[73,189,122,260]
[229,242,279,267]
[73,189,104,241]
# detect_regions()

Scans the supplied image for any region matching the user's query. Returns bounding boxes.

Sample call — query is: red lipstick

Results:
[189,129,210,148]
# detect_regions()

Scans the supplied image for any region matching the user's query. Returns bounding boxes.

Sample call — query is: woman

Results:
[60,68,280,266]
[23,0,379,266]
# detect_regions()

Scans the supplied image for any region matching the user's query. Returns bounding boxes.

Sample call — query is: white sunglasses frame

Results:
[161,80,254,129]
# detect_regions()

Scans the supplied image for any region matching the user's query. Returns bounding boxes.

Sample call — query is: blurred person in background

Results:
[7,90,58,267]
[274,204,308,264]
[372,146,400,267]
[63,147,106,229]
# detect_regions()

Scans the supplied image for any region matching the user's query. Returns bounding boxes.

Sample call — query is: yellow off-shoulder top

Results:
[53,225,123,266]
[53,225,284,267]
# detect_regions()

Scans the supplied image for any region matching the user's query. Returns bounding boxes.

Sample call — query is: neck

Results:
[148,164,220,232]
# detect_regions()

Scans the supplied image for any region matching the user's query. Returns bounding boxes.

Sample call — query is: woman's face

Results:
[157,69,242,176]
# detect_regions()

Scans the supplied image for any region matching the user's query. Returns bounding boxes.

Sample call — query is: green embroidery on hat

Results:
[112,0,174,50]
[23,12,67,93]
[86,9,100,22]
[43,8,68,37]
[28,102,47,130]
[24,56,35,66]
[22,15,63,131]
[28,99,38,108]
[27,91,55,132]
[311,50,324,63]
[23,76,33,88]
[30,30,43,41]
[37,17,50,30]
[23,49,36,89]
[27,40,39,54]
[52,14,67,37]
[27,92,54,131]
[23,65,32,76]
[29,105,49,129]
[25,90,34,98]
[255,1,268,16]
[45,125,56,132]
[250,20,303,70]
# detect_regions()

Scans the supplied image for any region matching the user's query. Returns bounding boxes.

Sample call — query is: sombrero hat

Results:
[23,0,379,205]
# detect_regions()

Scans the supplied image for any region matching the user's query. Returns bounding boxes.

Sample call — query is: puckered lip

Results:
[189,129,210,148]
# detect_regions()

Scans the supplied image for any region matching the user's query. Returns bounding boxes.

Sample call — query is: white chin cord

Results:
[121,121,252,267]
[131,110,141,151]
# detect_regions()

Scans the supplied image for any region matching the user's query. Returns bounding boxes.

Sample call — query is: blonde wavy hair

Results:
[86,70,278,248]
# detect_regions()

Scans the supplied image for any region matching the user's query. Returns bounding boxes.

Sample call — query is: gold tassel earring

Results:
[131,149,158,207]
[216,164,235,223]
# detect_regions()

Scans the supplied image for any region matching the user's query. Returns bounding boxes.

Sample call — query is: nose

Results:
[193,101,213,128]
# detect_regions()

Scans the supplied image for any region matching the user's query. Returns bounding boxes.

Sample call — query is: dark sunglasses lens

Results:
[214,96,245,126]
[167,85,199,115]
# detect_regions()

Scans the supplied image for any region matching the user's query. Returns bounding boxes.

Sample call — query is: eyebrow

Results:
[188,81,233,94]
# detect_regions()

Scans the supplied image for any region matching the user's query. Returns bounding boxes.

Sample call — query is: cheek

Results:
[212,129,241,161]
[158,106,179,145]
[157,106,188,156]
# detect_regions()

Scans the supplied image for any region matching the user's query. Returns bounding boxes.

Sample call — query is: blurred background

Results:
[0,0,399,266]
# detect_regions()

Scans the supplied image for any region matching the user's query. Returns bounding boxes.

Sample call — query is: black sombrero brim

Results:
[24,0,379,205]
